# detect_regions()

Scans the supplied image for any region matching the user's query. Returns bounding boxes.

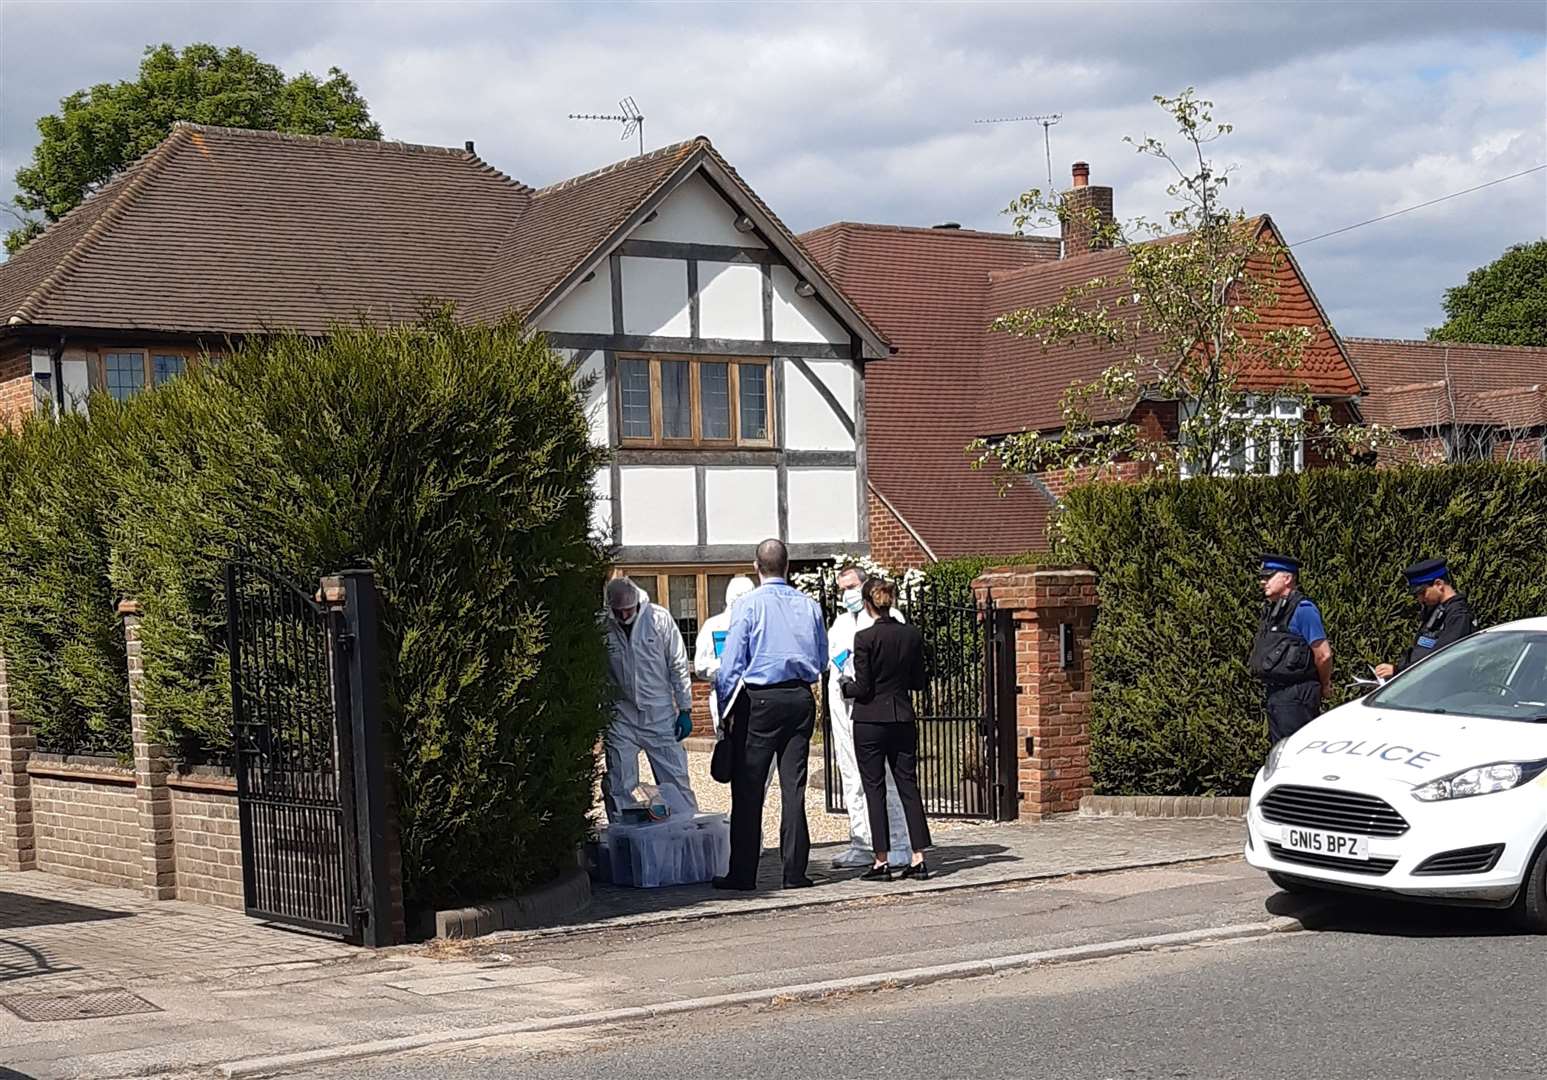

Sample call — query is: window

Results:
[104,353,146,401]
[1445,426,1494,464]
[619,566,751,644]
[618,356,774,447]
[1368,630,1547,722]
[152,354,186,384]
[1180,398,1304,477]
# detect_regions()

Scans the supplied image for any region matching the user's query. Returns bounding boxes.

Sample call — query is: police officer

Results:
[1250,554,1334,742]
[1373,558,1478,681]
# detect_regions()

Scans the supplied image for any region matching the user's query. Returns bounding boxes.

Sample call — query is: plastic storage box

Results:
[598,813,731,888]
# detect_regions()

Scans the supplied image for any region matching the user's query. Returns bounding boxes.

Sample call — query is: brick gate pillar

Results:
[121,601,177,899]
[973,567,1099,820]
[0,645,37,870]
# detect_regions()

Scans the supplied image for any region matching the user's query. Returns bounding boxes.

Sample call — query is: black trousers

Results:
[854,721,932,855]
[1265,681,1322,743]
[727,683,814,887]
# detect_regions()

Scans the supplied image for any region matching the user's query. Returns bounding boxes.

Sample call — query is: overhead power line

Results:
[1291,164,1547,247]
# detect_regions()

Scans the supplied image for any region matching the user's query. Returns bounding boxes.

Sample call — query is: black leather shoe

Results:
[783,877,816,889]
[899,860,930,880]
[713,876,756,891]
[860,864,892,882]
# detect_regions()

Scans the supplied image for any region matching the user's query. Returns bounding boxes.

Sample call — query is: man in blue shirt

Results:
[1250,553,1334,742]
[714,538,828,890]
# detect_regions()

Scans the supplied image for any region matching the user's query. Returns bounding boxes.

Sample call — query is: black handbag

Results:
[710,733,734,784]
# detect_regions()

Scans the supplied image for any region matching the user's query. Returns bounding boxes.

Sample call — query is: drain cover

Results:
[0,988,161,1022]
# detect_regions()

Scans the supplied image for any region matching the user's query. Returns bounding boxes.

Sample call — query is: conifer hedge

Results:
[0,313,611,913]
[1054,464,1547,795]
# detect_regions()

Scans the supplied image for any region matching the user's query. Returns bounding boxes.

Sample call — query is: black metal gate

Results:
[818,573,1018,821]
[226,562,389,943]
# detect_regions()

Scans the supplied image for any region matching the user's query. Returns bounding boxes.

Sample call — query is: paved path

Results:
[0,816,1247,1080]
[568,815,1246,933]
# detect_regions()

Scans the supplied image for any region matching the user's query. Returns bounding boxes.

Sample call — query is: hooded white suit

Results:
[827,604,913,867]
[603,581,696,821]
[692,576,757,735]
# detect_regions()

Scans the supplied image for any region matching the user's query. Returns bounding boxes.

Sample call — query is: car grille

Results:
[1267,842,1397,876]
[1413,844,1505,876]
[1260,785,1409,837]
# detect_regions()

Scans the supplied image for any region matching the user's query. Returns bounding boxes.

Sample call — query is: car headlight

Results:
[1262,738,1287,782]
[1411,760,1547,802]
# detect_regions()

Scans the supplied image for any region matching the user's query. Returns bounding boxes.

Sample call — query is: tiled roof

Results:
[1346,338,1547,430]
[980,219,1360,435]
[0,124,532,334]
[0,126,887,355]
[800,221,1062,557]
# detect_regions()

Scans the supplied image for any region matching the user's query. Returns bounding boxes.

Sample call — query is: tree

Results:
[1427,240,1547,347]
[6,43,381,254]
[971,90,1384,485]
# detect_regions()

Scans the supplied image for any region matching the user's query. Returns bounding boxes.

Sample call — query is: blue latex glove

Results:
[675,710,693,741]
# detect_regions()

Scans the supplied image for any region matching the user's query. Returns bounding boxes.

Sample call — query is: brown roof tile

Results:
[800,221,1061,557]
[1346,338,1547,430]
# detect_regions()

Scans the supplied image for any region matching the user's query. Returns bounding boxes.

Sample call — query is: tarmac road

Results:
[297,894,1547,1080]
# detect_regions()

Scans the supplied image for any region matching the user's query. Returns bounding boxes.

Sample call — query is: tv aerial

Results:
[975,112,1062,193]
[569,96,646,156]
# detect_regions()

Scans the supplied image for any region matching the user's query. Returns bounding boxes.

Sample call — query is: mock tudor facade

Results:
[0,124,890,643]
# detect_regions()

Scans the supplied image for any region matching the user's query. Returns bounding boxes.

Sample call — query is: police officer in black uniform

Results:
[1373,558,1478,681]
[1250,554,1335,742]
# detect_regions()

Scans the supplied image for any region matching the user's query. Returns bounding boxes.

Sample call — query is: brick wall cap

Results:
[116,599,143,616]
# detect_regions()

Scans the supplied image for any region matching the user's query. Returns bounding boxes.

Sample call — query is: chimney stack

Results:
[465,140,476,154]
[1060,161,1114,257]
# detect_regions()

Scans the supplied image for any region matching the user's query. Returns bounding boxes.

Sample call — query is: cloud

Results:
[1,0,1543,337]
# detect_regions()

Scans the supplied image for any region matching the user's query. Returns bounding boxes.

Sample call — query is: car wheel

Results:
[1512,838,1547,933]
[1268,871,1322,896]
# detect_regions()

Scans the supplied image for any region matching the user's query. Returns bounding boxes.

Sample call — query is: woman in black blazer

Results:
[841,577,932,881]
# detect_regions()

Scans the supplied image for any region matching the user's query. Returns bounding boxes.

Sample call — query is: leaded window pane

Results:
[620,360,652,438]
[662,360,692,439]
[104,353,145,401]
[700,363,731,439]
[739,363,768,440]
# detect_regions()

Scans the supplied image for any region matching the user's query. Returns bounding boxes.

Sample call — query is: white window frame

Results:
[1179,397,1305,478]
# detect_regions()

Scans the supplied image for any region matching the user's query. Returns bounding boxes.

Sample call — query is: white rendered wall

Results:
[771,266,848,344]
[620,466,697,546]
[621,256,690,337]
[591,469,613,546]
[697,260,764,340]
[574,352,609,448]
[786,468,859,543]
[704,468,778,544]
[783,360,856,451]
[631,173,766,247]
[540,259,613,334]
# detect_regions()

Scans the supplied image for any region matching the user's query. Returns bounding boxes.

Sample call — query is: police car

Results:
[1245,618,1547,929]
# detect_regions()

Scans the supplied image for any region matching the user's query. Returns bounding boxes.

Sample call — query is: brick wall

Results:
[28,763,140,889]
[169,777,243,910]
[0,351,33,429]
[867,487,931,569]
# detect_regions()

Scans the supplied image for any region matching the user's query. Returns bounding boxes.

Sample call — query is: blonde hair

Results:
[863,577,897,612]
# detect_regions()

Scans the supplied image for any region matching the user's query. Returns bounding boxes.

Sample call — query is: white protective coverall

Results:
[827,604,914,867]
[692,576,757,735]
[603,582,697,821]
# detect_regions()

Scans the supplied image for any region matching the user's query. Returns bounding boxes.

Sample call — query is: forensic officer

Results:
[1250,554,1334,742]
[1374,558,1478,681]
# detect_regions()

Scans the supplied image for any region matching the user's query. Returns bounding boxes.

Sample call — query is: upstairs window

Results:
[618,356,774,448]
[152,354,187,384]
[1180,398,1304,478]
[1445,426,1494,464]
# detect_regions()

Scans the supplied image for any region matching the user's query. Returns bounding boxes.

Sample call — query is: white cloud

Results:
[1,0,1543,336]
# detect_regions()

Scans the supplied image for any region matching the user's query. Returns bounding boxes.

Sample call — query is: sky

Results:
[0,0,1543,338]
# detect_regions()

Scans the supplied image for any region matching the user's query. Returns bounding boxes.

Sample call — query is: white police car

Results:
[1245,618,1547,929]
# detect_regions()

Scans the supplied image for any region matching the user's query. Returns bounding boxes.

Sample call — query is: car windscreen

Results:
[1368,629,1547,721]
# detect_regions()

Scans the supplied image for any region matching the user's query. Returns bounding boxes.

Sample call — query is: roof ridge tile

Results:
[533,138,703,196]
[1344,336,1547,355]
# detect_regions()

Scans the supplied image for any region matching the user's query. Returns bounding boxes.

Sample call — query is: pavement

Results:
[304,902,1547,1080]
[0,815,1250,1080]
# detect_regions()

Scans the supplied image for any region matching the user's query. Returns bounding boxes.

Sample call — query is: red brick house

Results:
[803,164,1365,564]
[1346,338,1547,465]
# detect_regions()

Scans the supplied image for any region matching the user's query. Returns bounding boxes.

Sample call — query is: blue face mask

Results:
[841,588,864,615]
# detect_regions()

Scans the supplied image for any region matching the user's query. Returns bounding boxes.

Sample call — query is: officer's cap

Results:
[1259,553,1300,578]
[1403,558,1449,592]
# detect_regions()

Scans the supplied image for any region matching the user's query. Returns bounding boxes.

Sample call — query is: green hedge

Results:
[922,552,1044,603]
[2,312,611,914]
[0,412,128,756]
[1055,463,1547,796]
